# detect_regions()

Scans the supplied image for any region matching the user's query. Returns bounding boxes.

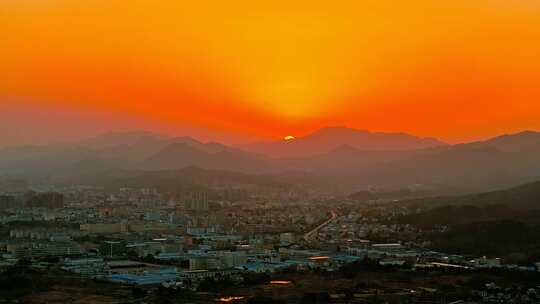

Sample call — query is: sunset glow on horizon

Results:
[2,0,540,143]
[284,136,295,141]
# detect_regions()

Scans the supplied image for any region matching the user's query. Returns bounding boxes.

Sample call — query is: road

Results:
[303,210,338,241]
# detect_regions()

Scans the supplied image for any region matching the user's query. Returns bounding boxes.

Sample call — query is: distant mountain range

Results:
[401,179,540,211]
[141,142,268,172]
[1,127,540,194]
[243,126,447,158]
[71,166,288,195]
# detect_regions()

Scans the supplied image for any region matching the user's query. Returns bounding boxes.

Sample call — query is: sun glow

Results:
[284,135,295,141]
[2,0,540,141]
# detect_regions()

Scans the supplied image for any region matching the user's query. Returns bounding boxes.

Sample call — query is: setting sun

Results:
[284,135,296,141]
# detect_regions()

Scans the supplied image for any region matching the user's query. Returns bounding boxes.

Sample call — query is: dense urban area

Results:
[1,176,540,304]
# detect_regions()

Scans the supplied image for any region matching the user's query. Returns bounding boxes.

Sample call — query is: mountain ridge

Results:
[243,126,448,158]
[1,129,540,194]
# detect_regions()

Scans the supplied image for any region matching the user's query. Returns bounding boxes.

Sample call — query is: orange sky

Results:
[2,0,540,143]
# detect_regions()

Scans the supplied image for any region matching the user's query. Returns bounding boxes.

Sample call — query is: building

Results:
[62,257,109,278]
[184,192,209,211]
[236,261,291,273]
[371,243,404,251]
[189,252,248,270]
[10,228,84,240]
[25,192,64,209]
[80,223,128,234]
[0,179,28,192]
[187,226,216,236]
[280,233,295,245]
[178,269,241,282]
[0,195,17,210]
[8,241,82,258]
[128,221,172,233]
[108,268,178,285]
[471,256,502,268]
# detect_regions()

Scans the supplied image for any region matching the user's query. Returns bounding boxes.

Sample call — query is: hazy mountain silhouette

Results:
[401,180,540,211]
[322,130,540,192]
[0,144,99,176]
[281,145,415,172]
[1,129,540,194]
[467,130,540,152]
[140,142,264,172]
[243,126,447,158]
[59,166,287,194]
[76,130,168,149]
[83,131,224,161]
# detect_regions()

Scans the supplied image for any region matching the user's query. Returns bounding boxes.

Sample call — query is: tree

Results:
[132,287,148,299]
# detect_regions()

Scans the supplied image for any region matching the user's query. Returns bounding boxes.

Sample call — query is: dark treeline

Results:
[429,220,540,262]
[395,204,540,228]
